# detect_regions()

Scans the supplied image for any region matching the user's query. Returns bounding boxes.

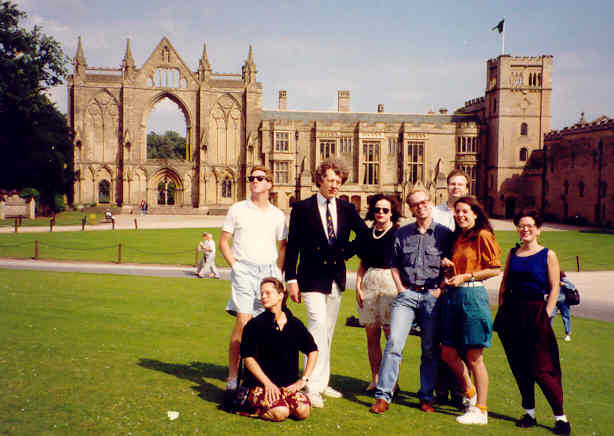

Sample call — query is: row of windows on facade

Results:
[548,147,604,172]
[275,134,483,156]
[554,180,608,198]
[270,140,476,190]
[147,68,188,88]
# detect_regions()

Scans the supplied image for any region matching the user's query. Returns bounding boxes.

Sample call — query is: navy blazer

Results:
[284,195,367,293]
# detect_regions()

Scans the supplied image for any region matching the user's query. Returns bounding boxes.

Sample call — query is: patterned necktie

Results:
[326,199,336,246]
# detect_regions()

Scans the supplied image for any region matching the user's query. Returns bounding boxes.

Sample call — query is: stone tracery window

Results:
[275,132,289,151]
[274,161,289,184]
[98,180,110,203]
[340,137,352,153]
[520,147,528,161]
[320,140,335,160]
[222,176,232,199]
[407,141,424,184]
[520,122,528,136]
[363,142,380,185]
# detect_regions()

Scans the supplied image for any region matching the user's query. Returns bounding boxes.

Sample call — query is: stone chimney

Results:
[377,104,384,113]
[439,108,448,114]
[338,90,350,113]
[278,90,287,111]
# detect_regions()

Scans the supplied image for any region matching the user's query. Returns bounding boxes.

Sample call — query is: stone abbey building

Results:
[68,37,553,217]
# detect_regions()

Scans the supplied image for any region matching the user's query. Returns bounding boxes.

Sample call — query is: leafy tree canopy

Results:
[147,130,186,160]
[0,1,73,213]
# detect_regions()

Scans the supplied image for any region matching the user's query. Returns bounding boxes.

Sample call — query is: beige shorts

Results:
[358,268,397,327]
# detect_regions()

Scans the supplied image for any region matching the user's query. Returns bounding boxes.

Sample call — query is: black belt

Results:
[407,285,429,292]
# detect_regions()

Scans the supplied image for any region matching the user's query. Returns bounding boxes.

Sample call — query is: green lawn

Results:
[1,228,613,272]
[0,269,611,435]
[0,211,101,228]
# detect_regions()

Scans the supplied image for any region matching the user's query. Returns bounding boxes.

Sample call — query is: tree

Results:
[0,1,73,213]
[147,130,186,159]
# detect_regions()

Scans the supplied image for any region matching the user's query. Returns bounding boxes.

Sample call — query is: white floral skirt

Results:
[358,267,397,327]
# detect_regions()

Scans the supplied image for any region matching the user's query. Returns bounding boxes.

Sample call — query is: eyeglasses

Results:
[248,175,268,182]
[517,224,536,230]
[374,207,390,214]
[409,200,429,208]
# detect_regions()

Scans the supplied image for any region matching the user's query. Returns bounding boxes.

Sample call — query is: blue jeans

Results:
[550,292,571,335]
[375,289,440,403]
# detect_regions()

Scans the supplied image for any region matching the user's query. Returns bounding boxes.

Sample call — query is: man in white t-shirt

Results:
[219,166,288,401]
[432,169,469,231]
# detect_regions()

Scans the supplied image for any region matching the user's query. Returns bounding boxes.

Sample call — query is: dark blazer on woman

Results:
[284,195,367,293]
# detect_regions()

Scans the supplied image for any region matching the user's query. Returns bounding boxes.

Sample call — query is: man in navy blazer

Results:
[285,158,367,408]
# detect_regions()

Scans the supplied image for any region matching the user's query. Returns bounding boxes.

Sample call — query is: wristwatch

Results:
[301,375,309,382]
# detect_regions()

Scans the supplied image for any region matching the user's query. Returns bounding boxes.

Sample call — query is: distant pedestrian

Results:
[140,200,148,216]
[196,232,220,278]
[551,271,574,342]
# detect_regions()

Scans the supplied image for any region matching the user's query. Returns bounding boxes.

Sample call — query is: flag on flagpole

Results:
[492,19,504,34]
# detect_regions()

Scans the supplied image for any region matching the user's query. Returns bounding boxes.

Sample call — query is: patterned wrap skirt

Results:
[358,267,397,327]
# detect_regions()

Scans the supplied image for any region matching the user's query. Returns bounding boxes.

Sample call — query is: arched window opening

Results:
[147,97,187,160]
[520,122,528,136]
[519,147,528,161]
[157,178,176,205]
[99,180,110,203]
[222,176,232,199]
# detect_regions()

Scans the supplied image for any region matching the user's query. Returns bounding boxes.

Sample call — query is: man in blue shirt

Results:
[370,188,453,414]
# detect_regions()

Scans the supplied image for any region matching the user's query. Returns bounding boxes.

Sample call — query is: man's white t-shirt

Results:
[222,199,288,265]
[432,202,456,231]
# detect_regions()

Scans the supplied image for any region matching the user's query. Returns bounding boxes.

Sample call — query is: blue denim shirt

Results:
[392,221,453,289]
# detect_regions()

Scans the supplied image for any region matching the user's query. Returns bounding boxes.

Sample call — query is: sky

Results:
[17,0,614,135]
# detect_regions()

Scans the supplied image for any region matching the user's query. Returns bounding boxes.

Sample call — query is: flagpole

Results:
[502,28,505,55]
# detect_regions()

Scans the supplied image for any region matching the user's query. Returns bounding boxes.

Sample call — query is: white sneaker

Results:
[322,386,343,398]
[462,391,477,409]
[307,391,324,408]
[456,406,488,424]
[564,335,571,342]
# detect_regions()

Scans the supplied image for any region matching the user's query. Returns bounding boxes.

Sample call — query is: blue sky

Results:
[19,0,614,134]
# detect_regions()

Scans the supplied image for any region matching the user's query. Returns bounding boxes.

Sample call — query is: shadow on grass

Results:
[138,358,226,405]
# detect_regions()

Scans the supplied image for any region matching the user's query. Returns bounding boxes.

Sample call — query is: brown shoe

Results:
[419,401,435,413]
[369,399,389,414]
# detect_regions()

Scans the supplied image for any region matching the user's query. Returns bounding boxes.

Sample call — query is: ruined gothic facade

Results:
[67,37,553,217]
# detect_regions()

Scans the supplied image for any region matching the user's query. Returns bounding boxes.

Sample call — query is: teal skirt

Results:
[440,285,493,350]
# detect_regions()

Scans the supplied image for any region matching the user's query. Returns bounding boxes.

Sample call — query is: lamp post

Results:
[294,130,300,203]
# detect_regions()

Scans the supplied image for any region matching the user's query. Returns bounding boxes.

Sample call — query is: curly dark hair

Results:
[365,194,401,227]
[513,209,544,228]
[315,158,349,187]
[453,196,494,239]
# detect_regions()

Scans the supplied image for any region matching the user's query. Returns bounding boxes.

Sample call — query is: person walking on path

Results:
[369,188,453,415]
[284,158,368,408]
[495,209,572,435]
[219,166,288,406]
[195,232,220,278]
[551,271,575,342]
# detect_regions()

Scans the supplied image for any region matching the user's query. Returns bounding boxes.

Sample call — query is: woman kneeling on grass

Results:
[440,196,501,425]
[494,210,572,435]
[240,277,318,421]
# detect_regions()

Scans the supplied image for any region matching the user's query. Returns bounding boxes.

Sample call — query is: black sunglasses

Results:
[374,207,390,214]
[248,176,268,182]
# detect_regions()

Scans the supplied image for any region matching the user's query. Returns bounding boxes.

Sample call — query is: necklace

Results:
[372,223,392,240]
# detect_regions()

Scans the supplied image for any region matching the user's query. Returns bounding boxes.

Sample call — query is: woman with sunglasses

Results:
[494,209,571,435]
[355,194,401,392]
[440,196,501,425]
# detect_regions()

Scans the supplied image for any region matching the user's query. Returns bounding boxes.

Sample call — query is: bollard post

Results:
[34,240,38,260]
[576,255,580,272]
[112,218,115,230]
[134,218,138,230]
[82,216,86,231]
[14,217,18,233]
[118,243,122,264]
[195,248,199,267]
[49,218,55,232]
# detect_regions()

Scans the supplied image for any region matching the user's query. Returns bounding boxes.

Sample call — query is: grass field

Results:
[0,211,103,228]
[1,227,613,271]
[0,269,612,435]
